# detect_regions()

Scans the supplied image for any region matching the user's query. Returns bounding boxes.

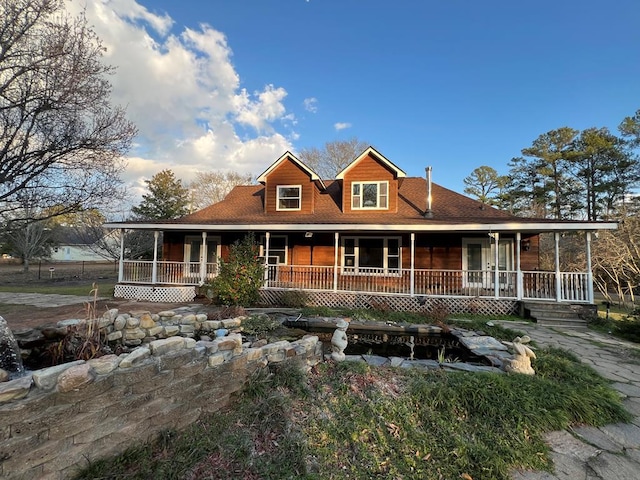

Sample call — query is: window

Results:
[342,236,401,274]
[351,181,388,209]
[276,185,301,211]
[260,235,288,264]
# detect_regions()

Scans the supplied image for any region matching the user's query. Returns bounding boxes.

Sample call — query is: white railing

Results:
[121,261,590,302]
[121,260,218,285]
[522,271,590,302]
[265,266,521,298]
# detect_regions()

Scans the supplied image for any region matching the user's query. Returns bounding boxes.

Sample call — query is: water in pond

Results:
[282,317,492,365]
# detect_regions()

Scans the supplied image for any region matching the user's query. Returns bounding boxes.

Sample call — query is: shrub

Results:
[206,234,265,307]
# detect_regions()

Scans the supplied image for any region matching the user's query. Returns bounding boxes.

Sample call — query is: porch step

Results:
[522,301,588,329]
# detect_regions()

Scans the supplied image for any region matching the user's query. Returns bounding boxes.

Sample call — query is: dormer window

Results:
[352,181,388,209]
[276,185,302,211]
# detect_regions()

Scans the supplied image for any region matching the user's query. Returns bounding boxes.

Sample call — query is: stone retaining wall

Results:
[0,316,322,480]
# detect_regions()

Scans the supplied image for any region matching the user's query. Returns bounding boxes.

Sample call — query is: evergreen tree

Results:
[131,170,189,220]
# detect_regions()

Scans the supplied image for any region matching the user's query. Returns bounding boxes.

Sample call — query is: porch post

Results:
[410,233,415,297]
[118,228,125,283]
[555,232,561,302]
[333,232,339,292]
[516,232,523,300]
[264,232,270,283]
[493,232,500,298]
[586,231,594,303]
[152,230,159,284]
[200,231,207,284]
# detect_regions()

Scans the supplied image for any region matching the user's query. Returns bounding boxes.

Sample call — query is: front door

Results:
[184,236,220,280]
[462,238,490,288]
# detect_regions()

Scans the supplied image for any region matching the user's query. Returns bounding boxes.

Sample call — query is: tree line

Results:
[463,112,640,221]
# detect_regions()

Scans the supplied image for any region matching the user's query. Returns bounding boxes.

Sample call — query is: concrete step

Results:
[536,317,588,329]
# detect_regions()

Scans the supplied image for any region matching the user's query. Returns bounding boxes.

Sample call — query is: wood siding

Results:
[162,231,540,271]
[264,157,315,214]
[341,154,398,213]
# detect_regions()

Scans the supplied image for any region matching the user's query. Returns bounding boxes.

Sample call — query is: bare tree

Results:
[188,171,253,212]
[2,196,54,271]
[298,138,369,179]
[592,211,640,305]
[0,0,136,220]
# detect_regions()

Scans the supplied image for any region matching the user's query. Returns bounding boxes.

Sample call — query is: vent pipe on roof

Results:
[424,166,434,218]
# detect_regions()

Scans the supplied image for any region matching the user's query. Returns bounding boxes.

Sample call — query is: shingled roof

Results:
[178,177,517,225]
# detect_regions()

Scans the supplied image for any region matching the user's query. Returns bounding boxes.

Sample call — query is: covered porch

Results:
[113,226,598,304]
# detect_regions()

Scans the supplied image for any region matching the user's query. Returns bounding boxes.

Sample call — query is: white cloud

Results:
[63,0,295,197]
[334,122,352,131]
[303,97,318,113]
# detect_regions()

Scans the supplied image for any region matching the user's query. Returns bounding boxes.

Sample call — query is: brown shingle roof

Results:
[178,178,518,225]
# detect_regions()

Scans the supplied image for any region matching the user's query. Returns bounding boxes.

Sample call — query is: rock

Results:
[114,315,128,330]
[119,347,151,368]
[251,339,268,348]
[184,338,197,349]
[165,325,180,336]
[147,326,164,337]
[157,310,175,317]
[0,369,8,382]
[0,375,32,403]
[57,364,96,393]
[88,355,121,375]
[139,313,156,329]
[221,318,241,328]
[32,360,85,390]
[57,319,86,328]
[149,337,185,356]
[107,331,123,342]
[179,325,195,334]
[126,316,140,328]
[196,314,208,323]
[103,309,119,322]
[202,320,221,330]
[181,314,196,325]
[124,328,146,340]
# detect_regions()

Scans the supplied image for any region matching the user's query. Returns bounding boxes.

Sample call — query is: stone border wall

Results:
[0,329,322,480]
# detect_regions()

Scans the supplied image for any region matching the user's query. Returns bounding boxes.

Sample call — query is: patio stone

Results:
[571,426,624,453]
[588,451,640,480]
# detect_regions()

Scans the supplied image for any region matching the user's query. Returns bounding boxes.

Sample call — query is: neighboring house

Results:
[51,229,118,262]
[105,147,616,313]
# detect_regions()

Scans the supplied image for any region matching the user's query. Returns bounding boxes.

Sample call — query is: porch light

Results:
[305,232,313,238]
[521,239,531,251]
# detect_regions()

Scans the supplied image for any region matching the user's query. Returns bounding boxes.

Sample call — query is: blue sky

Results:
[70,0,640,197]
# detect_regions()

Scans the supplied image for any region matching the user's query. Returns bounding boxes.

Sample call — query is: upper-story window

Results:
[276,185,301,211]
[352,181,388,209]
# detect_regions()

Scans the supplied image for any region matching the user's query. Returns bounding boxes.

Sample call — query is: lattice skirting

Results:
[114,284,196,303]
[259,289,519,316]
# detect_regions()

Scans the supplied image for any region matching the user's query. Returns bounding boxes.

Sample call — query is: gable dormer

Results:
[336,147,406,213]
[257,152,325,214]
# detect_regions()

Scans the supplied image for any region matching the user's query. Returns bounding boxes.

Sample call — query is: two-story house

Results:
[106,147,616,317]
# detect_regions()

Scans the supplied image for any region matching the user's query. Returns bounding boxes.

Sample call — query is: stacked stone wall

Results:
[0,317,322,480]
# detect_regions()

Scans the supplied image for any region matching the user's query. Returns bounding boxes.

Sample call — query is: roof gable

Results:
[257,151,326,189]
[336,146,406,180]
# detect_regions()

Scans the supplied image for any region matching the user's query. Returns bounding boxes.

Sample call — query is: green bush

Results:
[206,234,265,307]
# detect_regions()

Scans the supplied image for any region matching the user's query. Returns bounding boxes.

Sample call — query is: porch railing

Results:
[121,260,218,285]
[121,261,590,302]
[265,265,590,302]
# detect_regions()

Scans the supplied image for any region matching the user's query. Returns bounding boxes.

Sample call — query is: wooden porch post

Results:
[152,230,159,284]
[118,228,125,283]
[555,232,561,302]
[264,232,270,282]
[516,232,523,300]
[493,232,500,298]
[200,231,207,284]
[586,231,594,303]
[410,233,415,297]
[333,232,339,292]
